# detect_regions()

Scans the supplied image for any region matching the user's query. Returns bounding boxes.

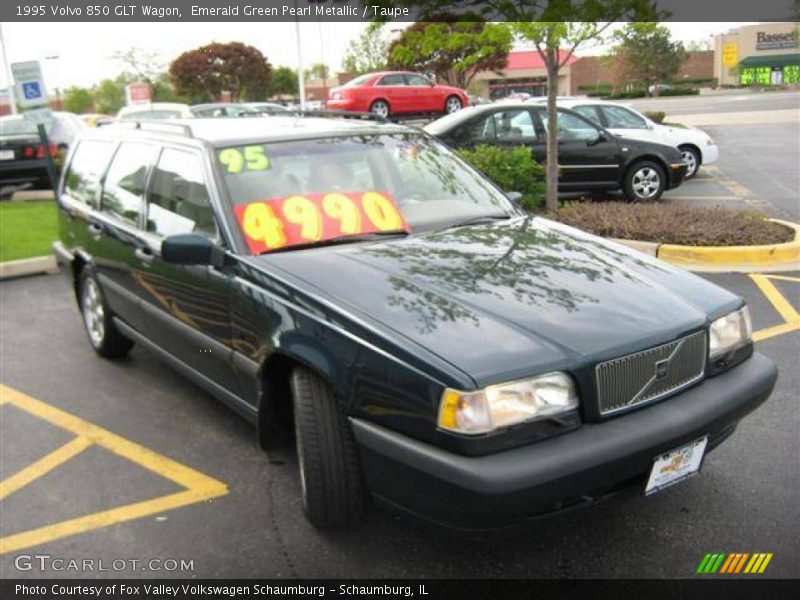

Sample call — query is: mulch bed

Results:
[549,202,795,247]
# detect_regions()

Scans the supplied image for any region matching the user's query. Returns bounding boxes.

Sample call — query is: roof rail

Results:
[290,110,386,123]
[97,119,194,138]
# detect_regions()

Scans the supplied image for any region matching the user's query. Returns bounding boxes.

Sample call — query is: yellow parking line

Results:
[0,384,228,554]
[0,489,211,555]
[750,275,800,323]
[0,436,92,501]
[753,321,800,342]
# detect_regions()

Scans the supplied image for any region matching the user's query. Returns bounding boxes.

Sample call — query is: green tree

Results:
[342,22,391,74]
[613,23,687,93]
[368,0,659,210]
[92,77,126,114]
[63,87,94,114]
[304,63,330,82]
[388,18,512,89]
[269,66,299,97]
[169,42,272,102]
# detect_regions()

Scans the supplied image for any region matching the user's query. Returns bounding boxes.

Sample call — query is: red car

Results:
[327,71,468,118]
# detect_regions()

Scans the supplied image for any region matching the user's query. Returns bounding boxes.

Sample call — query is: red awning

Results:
[505,50,579,70]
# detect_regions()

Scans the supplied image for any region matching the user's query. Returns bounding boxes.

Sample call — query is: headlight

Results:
[709,306,752,360]
[438,372,579,435]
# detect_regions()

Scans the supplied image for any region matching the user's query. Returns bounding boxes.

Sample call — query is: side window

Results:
[101,142,154,226]
[541,110,601,142]
[147,149,218,239]
[572,105,602,126]
[406,74,431,86]
[463,110,536,143]
[377,74,406,86]
[601,106,647,129]
[64,140,116,207]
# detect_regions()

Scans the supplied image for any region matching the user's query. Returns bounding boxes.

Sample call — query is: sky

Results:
[0,21,756,92]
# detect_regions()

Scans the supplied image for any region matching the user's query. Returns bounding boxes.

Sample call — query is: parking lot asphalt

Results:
[0,269,797,579]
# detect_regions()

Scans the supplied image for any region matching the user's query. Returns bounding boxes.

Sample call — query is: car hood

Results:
[247,217,739,386]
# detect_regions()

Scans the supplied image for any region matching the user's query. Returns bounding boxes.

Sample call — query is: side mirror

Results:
[506,191,523,206]
[162,233,226,267]
[587,130,607,146]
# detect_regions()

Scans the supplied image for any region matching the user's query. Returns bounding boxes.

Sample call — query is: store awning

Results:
[738,53,800,68]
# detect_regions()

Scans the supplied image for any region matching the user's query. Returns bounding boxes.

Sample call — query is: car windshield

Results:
[217,133,515,254]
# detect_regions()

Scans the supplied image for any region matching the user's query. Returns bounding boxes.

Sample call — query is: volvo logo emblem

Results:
[655,359,670,380]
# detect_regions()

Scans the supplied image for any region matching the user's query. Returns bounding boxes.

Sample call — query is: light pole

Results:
[44,54,61,110]
[294,0,305,109]
[0,23,17,114]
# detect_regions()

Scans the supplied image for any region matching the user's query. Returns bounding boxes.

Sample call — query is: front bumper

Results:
[701,144,720,166]
[352,353,777,530]
[666,163,688,189]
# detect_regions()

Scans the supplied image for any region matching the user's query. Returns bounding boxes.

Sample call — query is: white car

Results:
[530,98,718,179]
[117,102,194,121]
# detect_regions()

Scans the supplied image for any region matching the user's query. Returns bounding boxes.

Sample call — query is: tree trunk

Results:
[545,61,560,212]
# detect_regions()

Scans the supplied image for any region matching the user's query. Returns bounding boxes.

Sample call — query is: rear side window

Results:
[147,149,218,238]
[101,142,154,226]
[601,106,648,129]
[378,74,406,86]
[64,140,116,207]
[572,105,602,125]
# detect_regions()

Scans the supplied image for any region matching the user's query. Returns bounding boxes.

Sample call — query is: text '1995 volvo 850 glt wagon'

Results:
[53,114,777,529]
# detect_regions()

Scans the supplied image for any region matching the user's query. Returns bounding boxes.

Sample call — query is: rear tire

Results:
[290,366,366,528]
[369,99,390,119]
[79,270,134,359]
[623,160,666,202]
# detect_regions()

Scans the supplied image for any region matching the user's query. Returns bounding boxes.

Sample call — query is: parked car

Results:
[53,115,776,529]
[425,103,688,202]
[245,102,291,115]
[530,98,718,179]
[328,71,468,118]
[190,103,261,118]
[0,111,86,192]
[117,103,194,120]
[80,113,114,128]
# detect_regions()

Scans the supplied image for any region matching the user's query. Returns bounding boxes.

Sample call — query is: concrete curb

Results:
[0,256,59,280]
[613,219,800,273]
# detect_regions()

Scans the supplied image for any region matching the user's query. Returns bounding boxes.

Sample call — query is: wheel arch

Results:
[621,154,669,185]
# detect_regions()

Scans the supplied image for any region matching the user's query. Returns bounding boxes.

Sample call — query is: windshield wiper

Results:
[437,214,512,232]
[259,230,409,255]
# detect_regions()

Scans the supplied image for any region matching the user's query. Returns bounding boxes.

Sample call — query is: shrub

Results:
[644,110,666,123]
[550,202,794,246]
[457,145,545,210]
[605,89,647,99]
[659,87,700,96]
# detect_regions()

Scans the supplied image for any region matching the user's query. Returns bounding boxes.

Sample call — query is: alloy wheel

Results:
[82,277,105,347]
[632,167,661,200]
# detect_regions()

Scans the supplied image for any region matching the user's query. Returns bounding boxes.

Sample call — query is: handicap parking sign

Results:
[22,81,42,101]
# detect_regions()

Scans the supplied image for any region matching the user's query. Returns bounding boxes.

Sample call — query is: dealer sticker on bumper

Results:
[645,436,708,495]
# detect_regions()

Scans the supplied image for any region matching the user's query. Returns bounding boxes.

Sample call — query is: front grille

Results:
[596,331,707,416]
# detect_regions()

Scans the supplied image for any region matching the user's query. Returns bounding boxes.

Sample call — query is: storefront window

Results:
[785,65,800,84]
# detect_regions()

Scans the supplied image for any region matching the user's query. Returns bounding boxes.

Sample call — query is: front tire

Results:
[369,99,390,119]
[79,270,134,358]
[445,95,463,114]
[291,366,366,528]
[679,145,701,179]
[623,160,666,202]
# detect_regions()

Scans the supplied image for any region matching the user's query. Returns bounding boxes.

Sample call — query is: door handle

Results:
[134,246,155,266]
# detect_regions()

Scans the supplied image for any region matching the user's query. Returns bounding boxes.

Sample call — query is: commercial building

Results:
[713,23,800,86]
